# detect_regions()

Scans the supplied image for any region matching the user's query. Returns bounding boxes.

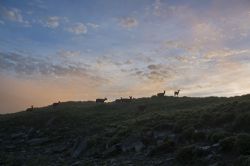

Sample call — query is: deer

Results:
[121,96,133,102]
[115,96,133,103]
[174,90,180,97]
[26,105,34,111]
[52,101,60,107]
[157,90,165,97]
[96,98,107,103]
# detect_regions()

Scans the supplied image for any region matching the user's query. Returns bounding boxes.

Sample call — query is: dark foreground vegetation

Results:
[1,95,250,165]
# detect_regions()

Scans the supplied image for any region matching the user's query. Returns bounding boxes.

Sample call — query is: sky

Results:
[1,0,250,113]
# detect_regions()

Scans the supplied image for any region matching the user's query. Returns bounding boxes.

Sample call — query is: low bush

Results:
[208,131,230,143]
[236,133,250,155]
[233,113,250,132]
[219,136,236,152]
[234,155,250,166]
[182,127,195,141]
[149,138,175,156]
[176,145,207,164]
[214,112,235,126]
[192,131,206,142]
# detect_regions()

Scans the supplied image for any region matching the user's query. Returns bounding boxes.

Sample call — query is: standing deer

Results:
[174,90,180,97]
[96,98,107,103]
[26,105,34,111]
[53,101,60,107]
[121,96,133,102]
[157,90,165,97]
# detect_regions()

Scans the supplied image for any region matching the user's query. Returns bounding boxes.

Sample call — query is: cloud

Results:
[1,7,30,26]
[153,0,162,16]
[0,51,89,77]
[204,49,250,59]
[0,20,4,25]
[57,50,81,57]
[148,64,162,70]
[87,22,99,28]
[44,16,60,28]
[119,17,138,28]
[68,23,87,35]
[129,63,175,82]
[145,70,171,81]
[2,8,23,22]
[192,22,223,45]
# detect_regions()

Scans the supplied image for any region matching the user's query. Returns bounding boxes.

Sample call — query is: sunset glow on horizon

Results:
[1,0,250,113]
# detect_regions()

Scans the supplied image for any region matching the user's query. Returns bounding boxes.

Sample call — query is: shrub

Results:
[214,112,235,126]
[233,113,250,132]
[236,133,250,155]
[176,145,207,164]
[219,136,236,152]
[182,127,195,141]
[192,131,206,142]
[173,119,188,133]
[208,131,229,143]
[234,155,250,166]
[149,138,175,156]
[200,112,214,126]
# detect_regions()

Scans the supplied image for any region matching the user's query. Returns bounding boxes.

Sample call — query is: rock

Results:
[209,163,219,166]
[120,136,145,153]
[28,137,50,146]
[104,127,117,137]
[200,145,211,151]
[156,139,164,146]
[52,145,67,154]
[109,159,117,165]
[103,144,121,158]
[14,139,25,145]
[211,143,220,148]
[11,132,26,139]
[121,141,145,153]
[153,131,168,140]
[26,128,35,138]
[168,134,176,140]
[166,157,175,162]
[205,154,215,161]
[72,138,87,158]
[5,145,16,150]
[145,131,153,137]
[121,143,133,152]
[134,141,145,153]
[148,139,175,156]
[141,132,155,146]
[71,161,81,166]
[153,131,177,146]
[199,143,220,153]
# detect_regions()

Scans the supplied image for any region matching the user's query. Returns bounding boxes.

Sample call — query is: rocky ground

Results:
[1,95,250,165]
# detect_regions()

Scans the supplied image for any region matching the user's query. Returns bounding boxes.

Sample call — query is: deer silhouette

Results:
[116,96,133,103]
[96,98,107,103]
[122,96,133,102]
[53,101,60,107]
[174,90,180,97]
[26,105,34,111]
[157,90,165,97]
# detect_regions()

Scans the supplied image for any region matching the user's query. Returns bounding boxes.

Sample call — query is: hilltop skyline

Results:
[1,0,250,113]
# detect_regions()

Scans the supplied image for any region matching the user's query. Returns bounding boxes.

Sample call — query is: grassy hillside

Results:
[1,95,250,165]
